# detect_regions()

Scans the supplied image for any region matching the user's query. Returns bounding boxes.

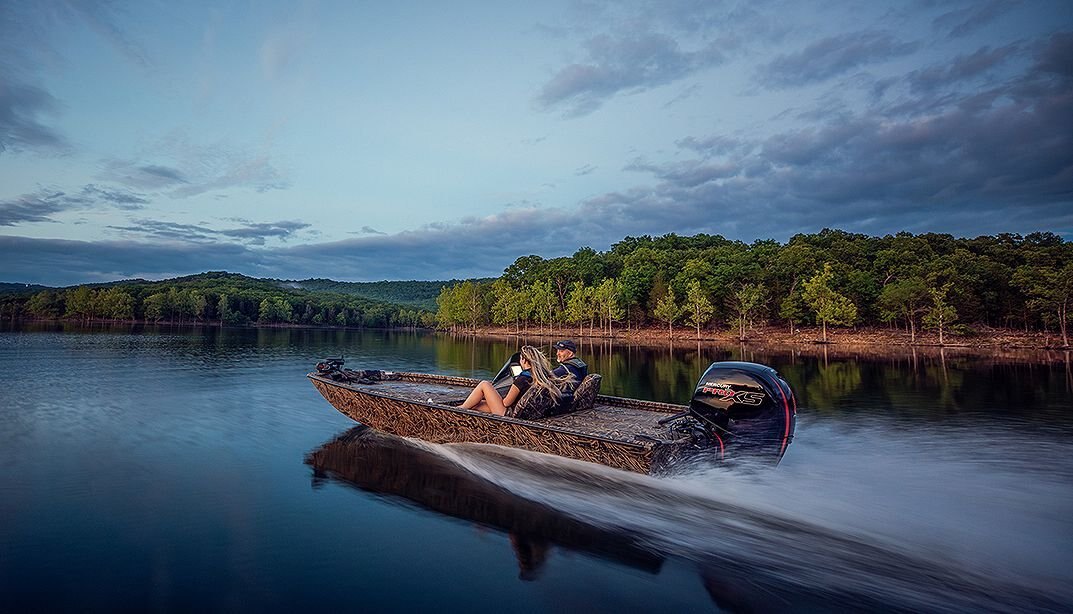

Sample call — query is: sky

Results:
[1,0,1071,286]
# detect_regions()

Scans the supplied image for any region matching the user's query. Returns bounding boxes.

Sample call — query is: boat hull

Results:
[309,374,666,473]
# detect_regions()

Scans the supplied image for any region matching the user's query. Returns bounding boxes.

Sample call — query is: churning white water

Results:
[414,417,1073,612]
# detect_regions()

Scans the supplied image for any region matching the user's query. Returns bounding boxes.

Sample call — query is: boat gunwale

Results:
[308,371,686,449]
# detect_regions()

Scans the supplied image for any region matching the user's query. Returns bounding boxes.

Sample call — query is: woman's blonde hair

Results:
[519,345,574,401]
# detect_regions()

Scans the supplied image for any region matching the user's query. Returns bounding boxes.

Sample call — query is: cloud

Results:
[169,154,288,197]
[584,32,1073,241]
[100,148,288,198]
[63,0,152,70]
[906,43,1021,94]
[757,31,919,88]
[0,191,79,226]
[7,24,1070,286]
[1033,30,1073,78]
[80,184,149,209]
[0,78,68,154]
[0,185,149,225]
[98,160,189,190]
[218,220,310,243]
[108,218,311,245]
[933,0,1018,39]
[0,1,152,155]
[0,235,259,285]
[536,30,726,116]
[350,226,387,236]
[0,208,592,285]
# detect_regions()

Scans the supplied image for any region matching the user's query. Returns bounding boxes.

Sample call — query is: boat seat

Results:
[505,386,556,421]
[505,374,603,421]
[569,374,602,412]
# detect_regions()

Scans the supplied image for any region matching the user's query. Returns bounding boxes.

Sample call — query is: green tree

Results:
[101,288,135,321]
[802,263,858,342]
[218,294,232,326]
[65,286,95,324]
[779,291,807,334]
[490,279,521,330]
[653,287,680,340]
[923,283,958,345]
[457,281,488,332]
[529,279,555,334]
[1013,261,1073,347]
[594,278,624,336]
[731,283,765,341]
[26,290,64,319]
[258,297,293,323]
[564,281,591,336]
[436,284,464,332]
[684,280,714,339]
[877,276,929,342]
[619,248,661,326]
[143,292,168,322]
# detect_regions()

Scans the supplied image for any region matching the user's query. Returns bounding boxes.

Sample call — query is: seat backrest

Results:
[505,386,555,421]
[570,374,602,412]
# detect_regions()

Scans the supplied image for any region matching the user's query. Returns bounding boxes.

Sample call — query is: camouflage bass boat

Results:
[308,357,796,474]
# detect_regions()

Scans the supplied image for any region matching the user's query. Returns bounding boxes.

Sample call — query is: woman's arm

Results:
[502,383,522,408]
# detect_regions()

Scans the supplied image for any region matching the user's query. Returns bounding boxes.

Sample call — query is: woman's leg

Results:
[460,380,507,415]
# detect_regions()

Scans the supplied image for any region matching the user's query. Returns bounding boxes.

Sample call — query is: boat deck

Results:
[335,378,685,443]
[540,405,679,442]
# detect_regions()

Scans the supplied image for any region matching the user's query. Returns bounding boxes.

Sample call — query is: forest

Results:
[283,278,469,310]
[434,230,1073,346]
[0,272,437,329]
[3,230,1069,345]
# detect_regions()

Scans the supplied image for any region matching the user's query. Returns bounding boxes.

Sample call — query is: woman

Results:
[460,345,575,416]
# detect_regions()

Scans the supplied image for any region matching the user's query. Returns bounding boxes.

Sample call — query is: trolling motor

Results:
[663,361,797,463]
[316,357,346,374]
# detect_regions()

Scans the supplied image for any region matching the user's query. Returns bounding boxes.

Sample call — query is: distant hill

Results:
[0,272,478,311]
[0,271,450,327]
[284,278,470,310]
[0,282,49,295]
[130,272,453,310]
[1,271,463,310]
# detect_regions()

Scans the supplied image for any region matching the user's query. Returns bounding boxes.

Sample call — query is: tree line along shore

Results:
[434,229,1072,348]
[2,230,1070,349]
[0,272,437,329]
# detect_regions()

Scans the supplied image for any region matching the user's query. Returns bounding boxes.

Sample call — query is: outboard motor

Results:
[689,361,797,464]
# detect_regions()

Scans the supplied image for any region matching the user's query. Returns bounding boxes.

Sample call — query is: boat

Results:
[308,356,797,474]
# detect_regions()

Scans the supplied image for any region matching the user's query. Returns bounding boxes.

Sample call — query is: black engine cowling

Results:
[689,361,797,463]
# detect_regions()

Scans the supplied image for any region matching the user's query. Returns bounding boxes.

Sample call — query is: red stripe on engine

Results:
[773,382,792,456]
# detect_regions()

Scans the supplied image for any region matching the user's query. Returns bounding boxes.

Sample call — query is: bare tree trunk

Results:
[1060,302,1069,347]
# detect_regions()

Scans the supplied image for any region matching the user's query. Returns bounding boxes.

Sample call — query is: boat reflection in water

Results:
[306,427,1064,612]
[305,426,663,580]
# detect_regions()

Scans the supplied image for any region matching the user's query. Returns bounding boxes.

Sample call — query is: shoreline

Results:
[441,323,1071,352]
[7,318,1070,352]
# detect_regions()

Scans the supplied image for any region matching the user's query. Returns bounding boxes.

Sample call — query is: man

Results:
[552,340,588,387]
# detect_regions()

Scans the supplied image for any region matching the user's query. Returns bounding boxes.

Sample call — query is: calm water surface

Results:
[1,324,1071,612]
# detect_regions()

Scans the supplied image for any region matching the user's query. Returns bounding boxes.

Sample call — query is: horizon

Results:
[2,1,1070,286]
[1,226,1068,289]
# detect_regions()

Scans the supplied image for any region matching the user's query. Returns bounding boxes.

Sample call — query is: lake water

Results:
[1,324,1071,612]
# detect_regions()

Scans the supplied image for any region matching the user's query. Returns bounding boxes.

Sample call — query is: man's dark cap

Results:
[553,340,577,352]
